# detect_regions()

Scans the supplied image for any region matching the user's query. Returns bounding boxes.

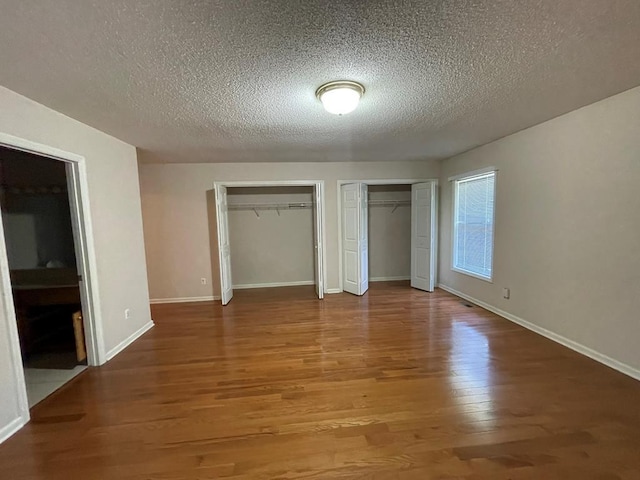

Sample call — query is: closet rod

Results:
[368,199,411,206]
[368,199,411,213]
[228,202,313,209]
[228,202,313,217]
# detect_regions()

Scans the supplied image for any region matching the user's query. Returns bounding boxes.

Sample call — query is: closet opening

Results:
[228,185,316,291]
[211,181,325,305]
[368,184,412,284]
[339,179,437,296]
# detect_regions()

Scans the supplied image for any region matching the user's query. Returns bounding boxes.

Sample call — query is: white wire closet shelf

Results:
[368,199,411,213]
[228,202,313,217]
[228,199,410,216]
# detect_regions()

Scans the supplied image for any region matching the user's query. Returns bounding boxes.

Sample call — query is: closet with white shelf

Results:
[212,183,325,305]
[339,180,437,296]
[227,186,315,289]
[368,184,413,282]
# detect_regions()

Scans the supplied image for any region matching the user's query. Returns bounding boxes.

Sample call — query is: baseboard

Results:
[106,320,155,362]
[0,414,28,445]
[326,288,342,294]
[233,281,315,290]
[149,296,219,304]
[437,284,640,381]
[370,276,410,282]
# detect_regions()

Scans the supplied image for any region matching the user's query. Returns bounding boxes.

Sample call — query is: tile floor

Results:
[23,366,87,408]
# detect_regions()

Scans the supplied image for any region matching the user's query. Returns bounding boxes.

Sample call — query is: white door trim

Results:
[336,178,439,293]
[212,180,326,297]
[313,182,325,300]
[0,131,106,429]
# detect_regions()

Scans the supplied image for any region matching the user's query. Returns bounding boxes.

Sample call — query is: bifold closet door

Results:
[411,182,436,292]
[313,185,324,299]
[214,185,234,305]
[341,183,368,296]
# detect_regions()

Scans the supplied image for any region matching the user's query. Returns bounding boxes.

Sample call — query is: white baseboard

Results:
[149,296,219,304]
[233,280,315,290]
[325,288,342,294]
[0,414,28,445]
[438,284,640,381]
[106,320,155,362]
[370,276,410,282]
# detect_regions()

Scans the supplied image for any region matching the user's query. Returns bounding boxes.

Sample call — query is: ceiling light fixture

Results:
[316,80,365,115]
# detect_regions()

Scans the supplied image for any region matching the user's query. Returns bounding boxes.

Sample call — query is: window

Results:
[452,170,496,281]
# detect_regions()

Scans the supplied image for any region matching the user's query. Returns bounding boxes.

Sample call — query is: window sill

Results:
[451,267,493,283]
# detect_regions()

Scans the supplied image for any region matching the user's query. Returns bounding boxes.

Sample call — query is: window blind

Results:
[453,171,495,280]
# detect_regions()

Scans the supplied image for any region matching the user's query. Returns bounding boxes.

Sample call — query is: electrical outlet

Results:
[502,288,510,299]
[201,277,207,285]
[125,308,131,320]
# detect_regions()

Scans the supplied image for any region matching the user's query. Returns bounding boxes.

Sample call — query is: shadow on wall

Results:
[0,148,76,270]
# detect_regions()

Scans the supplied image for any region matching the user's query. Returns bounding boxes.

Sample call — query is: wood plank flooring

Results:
[1,282,639,479]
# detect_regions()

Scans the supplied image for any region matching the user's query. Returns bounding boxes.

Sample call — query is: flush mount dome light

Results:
[316,80,365,115]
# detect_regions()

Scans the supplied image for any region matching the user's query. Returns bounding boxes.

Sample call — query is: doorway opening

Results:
[211,181,325,305]
[338,179,437,296]
[227,186,316,290]
[0,147,86,407]
[368,184,412,283]
[0,140,101,413]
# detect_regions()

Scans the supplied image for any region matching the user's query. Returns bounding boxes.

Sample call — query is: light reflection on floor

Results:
[449,320,494,423]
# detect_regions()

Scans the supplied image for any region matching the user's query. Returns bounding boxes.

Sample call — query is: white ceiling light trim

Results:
[316,80,365,115]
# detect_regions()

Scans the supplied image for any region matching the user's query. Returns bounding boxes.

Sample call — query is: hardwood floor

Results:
[1,282,639,479]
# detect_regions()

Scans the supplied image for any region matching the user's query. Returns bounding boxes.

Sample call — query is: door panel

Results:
[345,251,358,284]
[341,183,368,295]
[411,182,436,292]
[215,185,234,305]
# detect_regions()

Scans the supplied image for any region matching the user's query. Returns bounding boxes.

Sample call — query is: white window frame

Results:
[451,168,496,282]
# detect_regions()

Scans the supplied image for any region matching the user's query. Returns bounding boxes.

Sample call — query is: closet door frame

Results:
[212,180,326,299]
[336,178,439,294]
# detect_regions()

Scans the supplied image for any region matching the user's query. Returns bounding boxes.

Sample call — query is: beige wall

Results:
[227,187,314,287]
[140,162,439,300]
[439,85,640,375]
[368,185,411,280]
[0,86,152,435]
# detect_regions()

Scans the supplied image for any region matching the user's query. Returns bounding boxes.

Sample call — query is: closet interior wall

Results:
[227,186,315,288]
[368,184,411,281]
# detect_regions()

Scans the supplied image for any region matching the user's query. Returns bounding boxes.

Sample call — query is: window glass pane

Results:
[453,172,495,279]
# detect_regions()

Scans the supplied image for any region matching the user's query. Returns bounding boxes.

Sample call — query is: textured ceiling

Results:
[1,1,640,164]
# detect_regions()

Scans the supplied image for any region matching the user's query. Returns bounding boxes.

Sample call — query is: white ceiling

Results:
[1,1,639,164]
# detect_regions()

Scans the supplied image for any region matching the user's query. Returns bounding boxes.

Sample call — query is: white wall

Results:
[0,86,152,439]
[368,185,411,280]
[140,162,439,300]
[439,85,640,377]
[227,187,314,287]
